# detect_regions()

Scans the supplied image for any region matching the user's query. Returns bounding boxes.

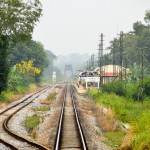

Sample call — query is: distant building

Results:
[76,65,129,88]
[94,65,129,84]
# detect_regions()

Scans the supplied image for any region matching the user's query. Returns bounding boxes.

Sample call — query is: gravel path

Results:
[7,85,63,149]
[8,87,54,141]
[1,84,116,150]
[0,143,11,150]
[75,94,114,150]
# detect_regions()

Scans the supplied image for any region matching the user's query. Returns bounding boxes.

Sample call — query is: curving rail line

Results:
[0,139,17,150]
[0,86,51,150]
[55,83,88,150]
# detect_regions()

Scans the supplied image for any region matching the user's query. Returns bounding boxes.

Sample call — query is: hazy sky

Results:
[33,0,150,55]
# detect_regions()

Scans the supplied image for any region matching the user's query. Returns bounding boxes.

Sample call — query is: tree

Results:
[0,0,42,92]
[106,10,150,77]
[144,10,150,24]
[10,40,49,83]
[42,50,57,81]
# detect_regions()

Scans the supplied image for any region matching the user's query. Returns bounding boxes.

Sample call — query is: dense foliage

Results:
[0,0,42,93]
[103,11,150,77]
[101,76,150,101]
[9,40,49,82]
[7,60,41,92]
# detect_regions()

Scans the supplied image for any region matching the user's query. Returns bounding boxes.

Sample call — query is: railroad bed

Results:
[0,86,51,150]
[55,84,87,150]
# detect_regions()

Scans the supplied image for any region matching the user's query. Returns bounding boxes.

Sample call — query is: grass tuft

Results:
[34,106,50,111]
[40,92,57,105]
[25,115,40,129]
[104,131,124,148]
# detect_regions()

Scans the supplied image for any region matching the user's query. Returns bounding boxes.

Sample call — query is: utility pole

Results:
[97,43,101,89]
[124,51,128,89]
[100,33,104,85]
[92,53,95,68]
[141,48,144,88]
[112,46,116,79]
[138,48,144,90]
[89,59,91,69]
[91,55,93,69]
[119,31,124,81]
[137,47,147,102]
[98,33,104,85]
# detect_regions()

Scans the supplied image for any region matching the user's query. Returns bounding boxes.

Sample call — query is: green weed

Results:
[25,115,40,129]
[40,92,57,104]
[0,91,14,102]
[104,131,124,148]
[34,106,50,111]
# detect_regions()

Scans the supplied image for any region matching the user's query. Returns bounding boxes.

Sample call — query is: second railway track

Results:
[0,86,51,150]
[55,83,88,150]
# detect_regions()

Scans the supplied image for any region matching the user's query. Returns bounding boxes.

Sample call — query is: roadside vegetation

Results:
[90,76,150,150]
[40,92,57,105]
[83,11,150,150]
[24,92,56,139]
[0,0,59,105]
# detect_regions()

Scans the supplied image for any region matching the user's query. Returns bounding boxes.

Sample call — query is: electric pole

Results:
[112,46,116,79]
[119,31,124,81]
[98,33,104,85]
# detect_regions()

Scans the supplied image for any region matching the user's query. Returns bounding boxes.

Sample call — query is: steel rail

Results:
[54,84,67,150]
[0,139,18,150]
[1,85,51,150]
[54,84,88,150]
[71,85,88,150]
[0,85,50,115]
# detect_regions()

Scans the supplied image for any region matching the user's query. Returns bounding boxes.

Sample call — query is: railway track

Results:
[0,86,51,150]
[55,83,88,150]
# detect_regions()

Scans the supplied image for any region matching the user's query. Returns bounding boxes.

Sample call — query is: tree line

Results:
[0,0,56,94]
[104,10,150,78]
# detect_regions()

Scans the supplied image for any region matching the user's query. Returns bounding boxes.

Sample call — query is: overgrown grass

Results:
[0,91,14,103]
[104,131,124,148]
[90,89,150,150]
[34,106,50,111]
[24,115,40,129]
[40,92,57,104]
[0,84,37,103]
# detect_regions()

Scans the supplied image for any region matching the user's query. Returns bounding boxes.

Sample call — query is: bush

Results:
[25,115,40,129]
[0,91,14,102]
[101,80,126,96]
[138,76,150,97]
[101,77,150,101]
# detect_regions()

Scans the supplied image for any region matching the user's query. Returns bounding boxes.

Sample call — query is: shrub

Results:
[101,80,126,97]
[34,106,50,111]
[25,115,40,129]
[138,76,150,97]
[101,77,150,101]
[0,91,14,102]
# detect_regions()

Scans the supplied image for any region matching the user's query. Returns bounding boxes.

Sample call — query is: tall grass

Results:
[0,84,37,103]
[0,91,14,102]
[90,89,150,150]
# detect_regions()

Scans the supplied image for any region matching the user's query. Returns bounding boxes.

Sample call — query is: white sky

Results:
[33,0,150,55]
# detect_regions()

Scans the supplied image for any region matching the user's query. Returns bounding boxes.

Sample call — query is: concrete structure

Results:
[94,65,128,84]
[76,71,100,88]
[76,65,129,88]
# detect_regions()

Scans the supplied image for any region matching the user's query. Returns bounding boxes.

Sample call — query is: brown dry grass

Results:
[0,102,8,109]
[96,108,119,132]
[40,99,53,105]
[120,128,133,150]
[80,100,119,132]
